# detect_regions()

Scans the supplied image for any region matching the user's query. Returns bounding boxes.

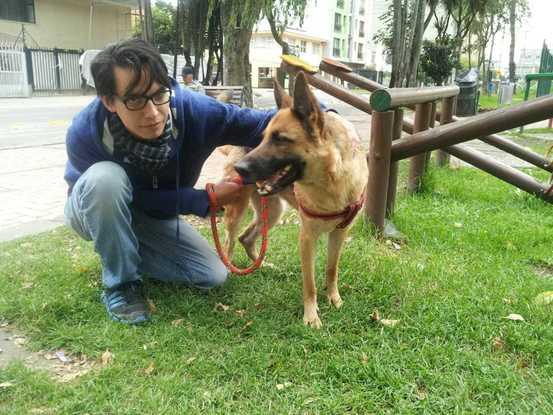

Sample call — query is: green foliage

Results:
[134,1,177,54]
[420,37,458,85]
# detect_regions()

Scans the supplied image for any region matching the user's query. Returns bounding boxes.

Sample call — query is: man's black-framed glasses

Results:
[118,88,172,111]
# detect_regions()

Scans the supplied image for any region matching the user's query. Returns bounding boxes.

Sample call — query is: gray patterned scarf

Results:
[109,113,175,172]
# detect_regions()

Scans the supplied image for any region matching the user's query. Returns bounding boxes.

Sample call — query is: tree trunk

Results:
[509,0,516,84]
[406,0,426,87]
[389,0,404,87]
[265,5,292,90]
[143,0,154,45]
[221,9,255,107]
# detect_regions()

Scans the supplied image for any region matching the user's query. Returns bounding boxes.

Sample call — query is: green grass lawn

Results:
[1,165,553,414]
[478,84,541,111]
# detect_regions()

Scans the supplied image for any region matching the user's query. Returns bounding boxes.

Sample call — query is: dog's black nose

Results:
[234,160,252,182]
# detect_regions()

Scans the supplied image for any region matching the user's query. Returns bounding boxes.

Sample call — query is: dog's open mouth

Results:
[256,163,302,196]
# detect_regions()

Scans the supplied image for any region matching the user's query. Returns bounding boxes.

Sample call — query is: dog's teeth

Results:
[283,165,291,172]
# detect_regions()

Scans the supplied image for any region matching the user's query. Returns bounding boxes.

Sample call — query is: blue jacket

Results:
[64,79,275,218]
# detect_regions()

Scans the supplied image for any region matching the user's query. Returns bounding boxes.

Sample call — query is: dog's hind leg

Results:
[325,227,349,309]
[223,186,254,259]
[239,193,283,260]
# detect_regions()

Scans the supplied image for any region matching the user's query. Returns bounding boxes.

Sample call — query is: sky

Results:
[493,0,553,70]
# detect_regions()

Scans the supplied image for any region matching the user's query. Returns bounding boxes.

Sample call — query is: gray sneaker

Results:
[101,281,150,324]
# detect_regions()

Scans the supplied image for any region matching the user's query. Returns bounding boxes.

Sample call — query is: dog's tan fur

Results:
[220,72,368,328]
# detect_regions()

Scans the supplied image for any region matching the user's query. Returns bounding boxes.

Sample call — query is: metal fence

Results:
[0,39,30,98]
[26,47,82,94]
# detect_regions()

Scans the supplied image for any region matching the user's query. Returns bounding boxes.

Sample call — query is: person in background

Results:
[181,65,205,94]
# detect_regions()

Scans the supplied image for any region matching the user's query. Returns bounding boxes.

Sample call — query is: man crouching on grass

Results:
[63,39,275,324]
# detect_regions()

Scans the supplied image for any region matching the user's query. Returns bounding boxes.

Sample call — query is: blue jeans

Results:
[64,161,228,290]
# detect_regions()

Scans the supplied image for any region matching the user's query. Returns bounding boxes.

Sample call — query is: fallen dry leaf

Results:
[101,350,113,366]
[453,222,463,228]
[185,356,197,365]
[144,361,155,375]
[146,299,157,313]
[171,319,184,327]
[58,371,86,383]
[14,337,26,346]
[534,291,553,306]
[380,319,400,327]
[504,313,524,321]
[240,321,253,332]
[22,282,34,289]
[214,303,230,312]
[492,337,505,351]
[416,386,428,400]
[0,382,14,388]
[234,309,246,317]
[276,381,292,390]
[370,309,380,322]
[360,352,369,365]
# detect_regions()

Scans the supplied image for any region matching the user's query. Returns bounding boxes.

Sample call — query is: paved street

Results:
[0,90,546,242]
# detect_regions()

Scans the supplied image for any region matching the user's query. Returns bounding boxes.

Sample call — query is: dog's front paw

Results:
[326,291,343,309]
[303,305,322,329]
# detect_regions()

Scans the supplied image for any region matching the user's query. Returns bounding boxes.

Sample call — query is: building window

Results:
[334,13,342,31]
[0,0,35,24]
[357,43,364,60]
[312,43,320,55]
[300,40,307,53]
[371,51,376,64]
[258,67,271,78]
[337,0,344,8]
[359,3,365,15]
[333,38,340,57]
[359,21,365,38]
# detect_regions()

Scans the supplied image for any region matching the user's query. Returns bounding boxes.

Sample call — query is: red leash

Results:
[205,179,269,275]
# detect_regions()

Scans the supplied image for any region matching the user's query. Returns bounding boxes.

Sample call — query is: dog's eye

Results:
[271,132,293,144]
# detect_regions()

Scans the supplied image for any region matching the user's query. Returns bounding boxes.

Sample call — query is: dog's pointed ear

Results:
[273,77,292,109]
[292,71,324,133]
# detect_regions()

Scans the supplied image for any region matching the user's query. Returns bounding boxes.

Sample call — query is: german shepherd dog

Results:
[222,71,368,328]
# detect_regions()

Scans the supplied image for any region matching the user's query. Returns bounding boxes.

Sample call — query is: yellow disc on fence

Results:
[281,55,318,74]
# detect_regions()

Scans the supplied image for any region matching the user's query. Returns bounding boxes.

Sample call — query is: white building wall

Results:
[251,0,331,88]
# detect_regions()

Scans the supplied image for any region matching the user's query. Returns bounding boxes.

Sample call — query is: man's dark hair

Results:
[91,38,170,98]
[181,66,194,77]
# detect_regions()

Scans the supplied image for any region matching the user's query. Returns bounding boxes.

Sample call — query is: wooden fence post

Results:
[436,96,455,167]
[386,108,404,218]
[365,110,395,233]
[407,102,433,193]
